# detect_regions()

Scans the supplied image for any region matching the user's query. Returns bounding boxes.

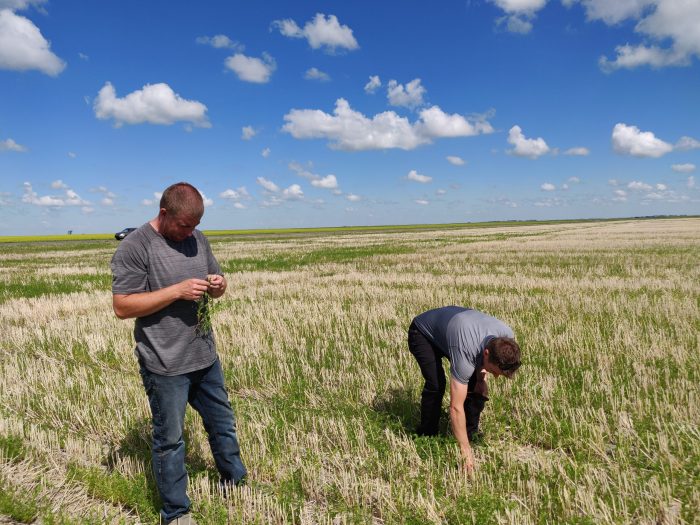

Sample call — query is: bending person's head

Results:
[484,337,521,378]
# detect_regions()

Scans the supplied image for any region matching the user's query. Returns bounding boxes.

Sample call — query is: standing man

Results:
[408,306,521,474]
[111,182,246,525]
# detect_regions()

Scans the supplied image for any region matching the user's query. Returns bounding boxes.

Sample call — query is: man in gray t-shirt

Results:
[408,306,521,475]
[111,182,246,525]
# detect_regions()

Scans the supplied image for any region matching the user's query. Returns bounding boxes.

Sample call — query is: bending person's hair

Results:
[486,337,521,375]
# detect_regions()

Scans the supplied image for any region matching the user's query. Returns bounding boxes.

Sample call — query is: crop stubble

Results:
[0,219,698,524]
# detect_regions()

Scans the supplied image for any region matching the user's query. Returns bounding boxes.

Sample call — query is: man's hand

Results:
[462,447,475,476]
[206,274,227,298]
[176,278,210,301]
[113,277,210,319]
[474,369,489,397]
[450,378,476,476]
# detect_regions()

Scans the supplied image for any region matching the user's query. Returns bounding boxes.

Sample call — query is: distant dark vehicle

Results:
[115,228,137,240]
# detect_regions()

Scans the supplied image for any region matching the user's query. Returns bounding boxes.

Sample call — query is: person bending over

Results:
[408,306,521,474]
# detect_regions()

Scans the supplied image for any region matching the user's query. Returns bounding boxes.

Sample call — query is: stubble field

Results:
[0,218,698,524]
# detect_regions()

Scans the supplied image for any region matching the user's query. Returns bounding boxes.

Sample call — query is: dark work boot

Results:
[465,393,488,442]
[415,408,440,436]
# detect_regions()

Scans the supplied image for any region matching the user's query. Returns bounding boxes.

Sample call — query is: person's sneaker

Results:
[160,513,198,525]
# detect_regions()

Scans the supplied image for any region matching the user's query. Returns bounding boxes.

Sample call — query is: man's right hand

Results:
[462,447,475,477]
[114,277,211,319]
[176,278,210,301]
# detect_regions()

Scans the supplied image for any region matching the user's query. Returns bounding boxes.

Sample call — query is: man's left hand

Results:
[474,369,489,396]
[206,274,227,298]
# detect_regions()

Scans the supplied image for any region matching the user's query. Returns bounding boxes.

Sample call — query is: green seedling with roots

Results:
[195,277,224,335]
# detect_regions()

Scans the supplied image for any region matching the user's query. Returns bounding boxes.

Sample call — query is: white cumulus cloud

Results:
[446,155,465,166]
[198,191,214,207]
[541,182,556,191]
[261,147,271,158]
[196,35,242,50]
[628,180,653,191]
[282,98,493,151]
[415,199,429,205]
[225,53,276,83]
[51,179,68,189]
[94,82,210,128]
[282,184,304,200]
[220,187,250,201]
[612,188,628,201]
[272,13,359,53]
[0,1,47,9]
[288,162,339,190]
[672,163,695,173]
[417,106,494,139]
[581,0,700,71]
[242,126,256,140]
[311,175,338,189]
[346,193,360,202]
[257,177,280,193]
[0,138,27,152]
[676,136,700,151]
[304,67,330,81]
[22,182,90,207]
[407,170,432,184]
[0,9,66,76]
[611,123,673,158]
[364,75,381,93]
[507,125,550,159]
[564,147,590,156]
[387,78,426,109]
[490,0,548,34]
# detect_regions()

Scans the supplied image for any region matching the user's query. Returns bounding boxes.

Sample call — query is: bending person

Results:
[408,306,521,474]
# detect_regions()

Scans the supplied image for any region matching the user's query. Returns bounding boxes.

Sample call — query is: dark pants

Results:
[139,359,247,523]
[407,322,486,439]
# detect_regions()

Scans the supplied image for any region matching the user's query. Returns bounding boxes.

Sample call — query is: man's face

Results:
[483,349,516,379]
[160,210,201,242]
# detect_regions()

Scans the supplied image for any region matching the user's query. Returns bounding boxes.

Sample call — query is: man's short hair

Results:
[486,337,521,375]
[160,182,204,218]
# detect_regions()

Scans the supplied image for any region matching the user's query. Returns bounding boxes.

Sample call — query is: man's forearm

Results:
[113,286,180,319]
[450,405,472,458]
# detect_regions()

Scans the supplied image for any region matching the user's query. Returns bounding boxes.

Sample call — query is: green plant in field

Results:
[196,293,224,336]
[0,475,39,523]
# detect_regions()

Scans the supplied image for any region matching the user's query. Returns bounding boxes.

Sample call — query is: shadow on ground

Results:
[370,387,448,436]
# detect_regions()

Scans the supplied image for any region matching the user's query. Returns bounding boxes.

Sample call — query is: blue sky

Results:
[1,0,699,234]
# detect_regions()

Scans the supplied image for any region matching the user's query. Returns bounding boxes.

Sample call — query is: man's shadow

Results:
[370,388,450,436]
[370,389,458,461]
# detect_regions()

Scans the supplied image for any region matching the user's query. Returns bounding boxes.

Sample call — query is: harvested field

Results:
[1,218,698,524]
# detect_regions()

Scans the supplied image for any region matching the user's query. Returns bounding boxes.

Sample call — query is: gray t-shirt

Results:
[111,222,222,376]
[413,306,514,385]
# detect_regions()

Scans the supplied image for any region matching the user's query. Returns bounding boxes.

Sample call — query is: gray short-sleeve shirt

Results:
[413,306,514,384]
[111,223,223,376]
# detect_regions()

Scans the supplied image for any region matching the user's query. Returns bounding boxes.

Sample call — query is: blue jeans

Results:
[139,359,247,522]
